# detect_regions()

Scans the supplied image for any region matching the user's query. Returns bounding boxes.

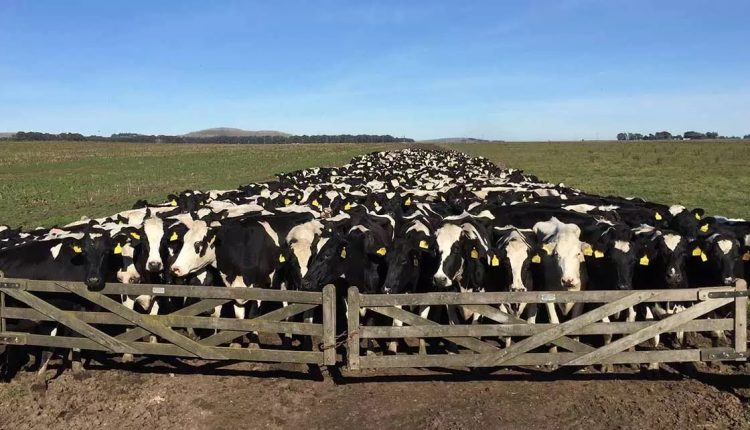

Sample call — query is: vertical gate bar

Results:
[322,284,336,366]
[0,290,5,332]
[347,287,361,371]
[734,279,747,353]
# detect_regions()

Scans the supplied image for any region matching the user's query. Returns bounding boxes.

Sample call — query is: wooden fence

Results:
[0,278,337,366]
[346,280,748,370]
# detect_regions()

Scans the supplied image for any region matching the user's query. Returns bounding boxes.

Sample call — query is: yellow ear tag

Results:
[278,255,286,263]
[543,243,554,255]
[344,202,351,211]
[583,244,593,257]
[130,232,141,240]
[72,245,83,254]
[531,254,542,264]
[639,255,650,266]
[692,247,702,257]
[700,252,708,262]
[491,255,500,266]
[169,231,179,242]
[654,212,663,221]
[376,247,387,256]
[594,250,605,259]
[284,198,292,206]
[742,251,750,261]
[470,248,479,259]
[419,240,429,249]
[405,197,412,206]
[700,224,709,233]
[340,248,347,258]
[311,199,320,207]
[374,201,381,209]
[695,213,701,220]
[170,199,177,206]
[113,244,123,255]
[208,235,216,246]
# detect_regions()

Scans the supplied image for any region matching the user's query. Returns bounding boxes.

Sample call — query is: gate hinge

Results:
[706,290,750,299]
[0,332,26,345]
[701,348,749,361]
[0,282,23,290]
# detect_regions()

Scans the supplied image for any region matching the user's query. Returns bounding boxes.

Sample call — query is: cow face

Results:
[64,231,114,291]
[169,220,217,278]
[696,234,741,286]
[112,231,143,284]
[534,220,585,291]
[433,223,488,290]
[301,235,348,291]
[656,233,688,288]
[142,216,167,273]
[493,230,535,292]
[382,238,421,294]
[607,239,636,290]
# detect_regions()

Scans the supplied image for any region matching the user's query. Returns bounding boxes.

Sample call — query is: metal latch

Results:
[0,282,22,290]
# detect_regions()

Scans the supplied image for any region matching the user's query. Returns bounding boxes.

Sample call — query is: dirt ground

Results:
[1,353,749,430]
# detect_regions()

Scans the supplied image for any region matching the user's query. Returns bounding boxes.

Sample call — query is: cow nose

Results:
[171,266,183,277]
[301,279,313,291]
[147,261,163,272]
[617,284,631,290]
[382,287,392,294]
[510,285,527,292]
[85,277,101,289]
[433,275,451,288]
[724,277,736,286]
[561,277,580,290]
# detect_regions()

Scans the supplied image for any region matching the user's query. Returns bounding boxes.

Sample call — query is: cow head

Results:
[433,222,489,290]
[301,234,348,291]
[169,219,218,278]
[62,230,114,291]
[492,228,536,293]
[654,232,688,288]
[533,218,585,291]
[691,234,741,286]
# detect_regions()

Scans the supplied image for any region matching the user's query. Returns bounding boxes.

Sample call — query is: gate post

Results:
[322,284,337,366]
[735,279,747,354]
[347,287,361,370]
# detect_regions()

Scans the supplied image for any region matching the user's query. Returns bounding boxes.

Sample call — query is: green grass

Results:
[3,139,748,228]
[0,141,402,227]
[446,140,750,219]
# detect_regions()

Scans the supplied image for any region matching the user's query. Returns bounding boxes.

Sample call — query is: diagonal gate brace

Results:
[58,283,228,360]
[1,288,138,354]
[564,297,733,366]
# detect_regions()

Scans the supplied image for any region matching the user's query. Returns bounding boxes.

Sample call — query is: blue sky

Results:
[0,1,748,140]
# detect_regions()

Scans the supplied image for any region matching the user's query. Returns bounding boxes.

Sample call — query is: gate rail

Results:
[0,278,337,366]
[346,280,747,370]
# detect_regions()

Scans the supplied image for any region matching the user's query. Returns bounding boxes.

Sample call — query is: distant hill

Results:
[419,137,495,144]
[184,127,290,138]
[0,132,16,139]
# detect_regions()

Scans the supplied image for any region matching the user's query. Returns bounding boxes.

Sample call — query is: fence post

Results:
[322,284,336,366]
[0,290,5,332]
[347,287,361,370]
[735,279,747,354]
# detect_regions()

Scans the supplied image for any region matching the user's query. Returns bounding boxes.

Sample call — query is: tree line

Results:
[3,131,415,144]
[617,131,749,141]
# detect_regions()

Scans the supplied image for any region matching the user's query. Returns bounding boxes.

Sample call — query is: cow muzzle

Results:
[147,261,163,272]
[433,274,451,288]
[170,266,185,277]
[561,277,580,290]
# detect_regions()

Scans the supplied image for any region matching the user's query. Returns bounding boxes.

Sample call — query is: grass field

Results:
[2,140,748,228]
[0,141,400,227]
[447,140,750,219]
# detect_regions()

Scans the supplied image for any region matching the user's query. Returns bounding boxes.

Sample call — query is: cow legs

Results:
[231,302,246,348]
[148,299,160,344]
[499,304,512,348]
[446,305,462,354]
[247,300,261,349]
[644,306,660,371]
[418,305,430,355]
[546,303,560,354]
[121,296,137,363]
[387,305,403,354]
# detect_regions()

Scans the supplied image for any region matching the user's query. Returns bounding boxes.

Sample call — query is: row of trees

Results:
[5,132,415,144]
[617,131,748,141]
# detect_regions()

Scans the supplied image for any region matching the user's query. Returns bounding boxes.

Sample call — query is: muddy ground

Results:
[1,353,749,430]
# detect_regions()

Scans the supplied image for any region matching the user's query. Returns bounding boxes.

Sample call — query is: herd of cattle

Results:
[1,148,749,357]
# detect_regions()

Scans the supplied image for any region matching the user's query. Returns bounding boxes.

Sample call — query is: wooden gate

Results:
[346,280,747,370]
[0,278,336,366]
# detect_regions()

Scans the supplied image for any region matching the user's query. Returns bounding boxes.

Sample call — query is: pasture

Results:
[448,139,750,219]
[0,141,401,227]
